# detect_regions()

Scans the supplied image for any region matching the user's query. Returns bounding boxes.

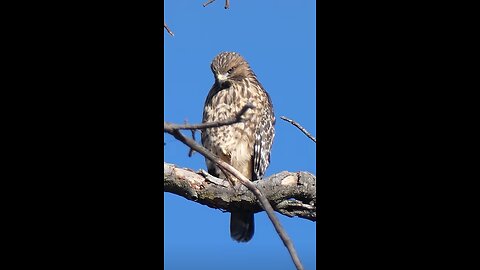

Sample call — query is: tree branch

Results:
[164,118,305,270]
[202,0,230,9]
[280,116,316,143]
[167,103,254,131]
[164,21,174,36]
[164,162,316,221]
[202,0,216,7]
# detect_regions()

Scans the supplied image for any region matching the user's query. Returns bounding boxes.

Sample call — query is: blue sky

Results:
[164,1,316,269]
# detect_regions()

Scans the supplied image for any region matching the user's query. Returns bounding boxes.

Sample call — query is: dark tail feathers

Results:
[230,212,254,242]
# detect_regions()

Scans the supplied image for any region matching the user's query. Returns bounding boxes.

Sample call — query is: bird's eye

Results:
[227,68,234,74]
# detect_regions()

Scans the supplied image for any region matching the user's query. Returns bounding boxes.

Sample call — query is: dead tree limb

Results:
[171,103,254,157]
[280,116,316,143]
[164,162,316,221]
[164,116,305,270]
[169,103,254,131]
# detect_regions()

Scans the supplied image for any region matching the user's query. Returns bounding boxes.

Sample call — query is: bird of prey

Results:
[201,52,275,242]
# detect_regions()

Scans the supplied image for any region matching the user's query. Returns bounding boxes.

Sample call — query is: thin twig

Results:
[280,116,316,143]
[164,21,174,36]
[203,0,230,9]
[188,129,196,157]
[202,0,216,7]
[164,122,304,270]
[166,103,254,131]
[183,119,197,157]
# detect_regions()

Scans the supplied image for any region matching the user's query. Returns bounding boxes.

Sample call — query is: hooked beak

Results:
[216,73,228,82]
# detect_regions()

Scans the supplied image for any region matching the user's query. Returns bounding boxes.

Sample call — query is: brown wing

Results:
[252,97,275,180]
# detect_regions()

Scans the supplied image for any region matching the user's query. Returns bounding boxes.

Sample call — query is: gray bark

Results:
[164,162,316,221]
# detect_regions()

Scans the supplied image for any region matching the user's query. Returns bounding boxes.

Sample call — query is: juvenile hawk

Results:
[201,52,275,242]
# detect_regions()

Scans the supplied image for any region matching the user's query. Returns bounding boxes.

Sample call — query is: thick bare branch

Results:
[280,116,316,143]
[164,122,305,270]
[164,163,316,221]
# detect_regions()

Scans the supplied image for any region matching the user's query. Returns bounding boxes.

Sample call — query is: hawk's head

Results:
[211,52,253,87]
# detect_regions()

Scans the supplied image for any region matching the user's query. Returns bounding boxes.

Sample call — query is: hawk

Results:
[201,52,275,242]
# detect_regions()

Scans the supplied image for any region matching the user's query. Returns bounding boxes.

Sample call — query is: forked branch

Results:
[203,0,230,9]
[164,111,305,270]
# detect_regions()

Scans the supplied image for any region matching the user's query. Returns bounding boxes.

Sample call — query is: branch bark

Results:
[165,103,309,270]
[164,118,306,270]
[164,162,316,221]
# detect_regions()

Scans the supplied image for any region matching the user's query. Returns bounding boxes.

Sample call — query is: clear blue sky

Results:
[164,1,316,269]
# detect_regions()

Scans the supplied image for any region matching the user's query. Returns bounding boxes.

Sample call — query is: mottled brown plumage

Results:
[201,52,275,242]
